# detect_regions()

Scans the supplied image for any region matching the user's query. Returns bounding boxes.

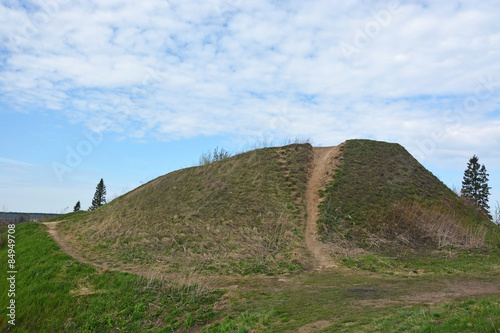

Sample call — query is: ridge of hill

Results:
[318,139,500,255]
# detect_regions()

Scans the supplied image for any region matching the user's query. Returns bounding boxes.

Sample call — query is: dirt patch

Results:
[69,286,106,297]
[43,222,94,266]
[298,320,332,333]
[42,222,145,275]
[305,145,343,270]
[359,280,500,307]
[402,281,500,305]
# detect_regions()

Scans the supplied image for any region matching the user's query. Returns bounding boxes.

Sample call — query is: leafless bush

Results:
[494,201,500,226]
[386,201,486,249]
[198,146,231,165]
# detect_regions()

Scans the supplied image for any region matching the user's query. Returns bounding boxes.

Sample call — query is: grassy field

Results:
[0,223,223,332]
[1,223,500,332]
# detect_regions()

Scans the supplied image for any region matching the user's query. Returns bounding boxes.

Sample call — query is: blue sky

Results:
[0,0,499,214]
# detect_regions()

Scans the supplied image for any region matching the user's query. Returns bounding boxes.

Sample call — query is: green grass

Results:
[0,223,223,332]
[318,139,500,253]
[366,297,500,332]
[60,144,313,275]
[45,210,89,222]
[1,223,500,332]
[340,248,500,276]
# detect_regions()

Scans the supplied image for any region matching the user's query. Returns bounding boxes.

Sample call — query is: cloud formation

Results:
[0,0,499,154]
[0,0,499,213]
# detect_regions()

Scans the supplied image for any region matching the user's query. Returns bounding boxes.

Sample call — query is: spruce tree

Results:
[89,179,107,211]
[461,155,491,213]
[73,201,81,212]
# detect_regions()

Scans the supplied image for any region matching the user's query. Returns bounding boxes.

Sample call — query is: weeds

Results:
[382,201,487,249]
[198,146,232,166]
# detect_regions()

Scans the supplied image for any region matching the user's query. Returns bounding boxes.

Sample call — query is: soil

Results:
[305,145,343,270]
[298,320,332,333]
[43,222,94,266]
[359,280,500,308]
[43,221,145,275]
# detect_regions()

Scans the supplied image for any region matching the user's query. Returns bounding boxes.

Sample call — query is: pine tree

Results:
[461,155,491,213]
[89,179,107,211]
[73,201,81,212]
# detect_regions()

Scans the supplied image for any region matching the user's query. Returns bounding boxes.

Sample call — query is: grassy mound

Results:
[61,144,313,275]
[318,139,500,254]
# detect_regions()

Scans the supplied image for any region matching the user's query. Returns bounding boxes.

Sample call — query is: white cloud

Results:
[0,0,499,157]
[0,157,37,167]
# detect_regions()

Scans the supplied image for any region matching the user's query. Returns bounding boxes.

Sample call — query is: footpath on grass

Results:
[43,221,155,277]
[304,145,343,270]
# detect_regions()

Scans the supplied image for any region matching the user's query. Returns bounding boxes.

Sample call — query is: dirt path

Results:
[305,145,343,270]
[43,222,146,275]
[43,222,95,266]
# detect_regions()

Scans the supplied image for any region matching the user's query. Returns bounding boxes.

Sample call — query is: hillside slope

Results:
[58,139,500,276]
[60,144,313,275]
[318,139,500,254]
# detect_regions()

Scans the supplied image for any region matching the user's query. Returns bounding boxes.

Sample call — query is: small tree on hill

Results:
[73,201,81,212]
[461,155,491,214]
[89,179,107,211]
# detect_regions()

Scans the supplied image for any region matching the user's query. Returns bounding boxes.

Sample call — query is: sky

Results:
[0,0,499,215]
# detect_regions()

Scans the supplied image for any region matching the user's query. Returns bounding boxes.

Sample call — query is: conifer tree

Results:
[73,201,81,212]
[89,179,107,211]
[461,155,491,213]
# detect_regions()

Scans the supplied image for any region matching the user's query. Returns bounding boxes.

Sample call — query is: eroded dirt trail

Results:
[305,145,343,270]
[43,222,144,275]
[43,222,95,266]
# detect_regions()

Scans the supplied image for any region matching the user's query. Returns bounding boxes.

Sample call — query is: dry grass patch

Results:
[381,201,487,250]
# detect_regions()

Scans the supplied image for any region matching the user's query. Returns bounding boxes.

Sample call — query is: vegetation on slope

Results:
[0,223,223,332]
[318,139,500,254]
[60,144,313,275]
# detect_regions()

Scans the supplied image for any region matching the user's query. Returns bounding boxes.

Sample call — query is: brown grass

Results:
[381,201,487,250]
[60,144,313,275]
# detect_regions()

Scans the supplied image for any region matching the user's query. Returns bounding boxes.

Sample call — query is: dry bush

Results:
[384,201,486,249]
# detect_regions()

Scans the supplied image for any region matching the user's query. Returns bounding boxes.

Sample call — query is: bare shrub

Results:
[385,201,486,249]
[494,201,500,225]
[198,146,231,165]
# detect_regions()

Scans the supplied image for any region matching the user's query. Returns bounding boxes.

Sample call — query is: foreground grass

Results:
[0,223,223,332]
[367,297,500,333]
[341,248,500,276]
[1,223,500,332]
[203,270,500,332]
